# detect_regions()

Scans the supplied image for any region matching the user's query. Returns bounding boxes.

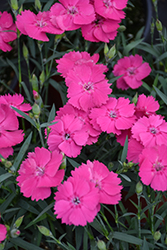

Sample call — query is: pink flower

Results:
[0,104,24,148]
[54,175,99,226]
[135,94,160,119]
[47,114,89,158]
[16,10,64,41]
[127,138,144,163]
[72,160,122,204]
[81,14,119,42]
[0,93,31,117]
[113,54,151,90]
[66,64,111,111]
[139,145,167,191]
[56,51,100,78]
[131,114,167,148]
[50,0,95,31]
[116,128,132,146]
[89,97,136,135]
[94,0,128,21]
[0,224,7,243]
[0,147,13,159]
[0,11,17,52]
[17,147,64,201]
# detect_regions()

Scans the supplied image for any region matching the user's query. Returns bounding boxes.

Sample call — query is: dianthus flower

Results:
[89,97,136,135]
[16,10,64,41]
[131,114,167,148]
[66,64,111,111]
[56,51,100,78]
[49,0,95,31]
[139,145,167,191]
[17,147,64,201]
[0,93,31,117]
[0,224,7,243]
[94,0,128,21]
[47,114,89,158]
[54,175,99,226]
[113,54,151,90]
[72,160,122,204]
[0,147,13,159]
[81,14,119,42]
[0,11,17,52]
[0,104,24,148]
[127,138,144,163]
[135,94,160,119]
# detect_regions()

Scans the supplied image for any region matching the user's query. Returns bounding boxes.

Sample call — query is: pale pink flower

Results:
[139,145,167,191]
[0,11,17,52]
[50,0,95,31]
[94,0,128,21]
[0,224,7,243]
[66,64,111,111]
[113,55,151,90]
[127,138,144,163]
[0,104,24,148]
[0,147,13,159]
[56,51,100,78]
[81,14,119,42]
[0,93,31,117]
[131,114,167,148]
[72,160,122,204]
[47,114,89,158]
[135,94,160,119]
[16,10,64,41]
[89,97,136,135]
[17,147,64,201]
[54,175,99,226]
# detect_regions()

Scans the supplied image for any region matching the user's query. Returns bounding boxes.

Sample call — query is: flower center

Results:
[36,18,47,28]
[36,166,45,176]
[103,0,113,8]
[127,67,135,75]
[83,82,94,92]
[67,6,78,15]
[65,133,70,140]
[109,110,117,118]
[94,15,103,26]
[72,196,80,205]
[150,127,157,134]
[153,161,163,171]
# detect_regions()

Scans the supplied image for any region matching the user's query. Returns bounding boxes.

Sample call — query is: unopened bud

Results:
[165,237,167,245]
[118,25,126,32]
[136,181,143,195]
[5,161,12,169]
[60,153,66,169]
[11,0,18,10]
[23,43,29,61]
[156,19,162,32]
[104,43,109,56]
[31,74,38,92]
[154,231,161,241]
[14,216,24,228]
[132,93,138,105]
[37,225,53,237]
[97,240,107,250]
[39,71,45,87]
[32,103,41,117]
[10,229,20,238]
[55,33,65,42]
[35,0,42,10]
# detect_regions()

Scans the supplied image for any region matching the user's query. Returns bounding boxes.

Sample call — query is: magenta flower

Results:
[17,147,64,201]
[66,64,111,111]
[89,97,136,135]
[0,147,13,159]
[127,138,144,164]
[72,160,122,204]
[0,93,31,117]
[47,114,89,158]
[131,114,167,148]
[135,94,160,119]
[113,54,151,90]
[0,104,24,148]
[81,14,119,42]
[16,10,64,41]
[54,175,99,226]
[139,145,167,191]
[0,224,7,243]
[56,51,100,78]
[0,11,17,52]
[94,0,128,21]
[50,0,95,31]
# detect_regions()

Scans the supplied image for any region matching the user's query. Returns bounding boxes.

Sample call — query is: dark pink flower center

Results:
[103,0,113,8]
[109,110,117,118]
[36,166,45,176]
[150,127,157,134]
[67,6,78,15]
[153,161,163,171]
[94,15,104,26]
[72,196,80,205]
[36,18,47,28]
[127,67,135,75]
[83,82,94,92]
[65,133,70,140]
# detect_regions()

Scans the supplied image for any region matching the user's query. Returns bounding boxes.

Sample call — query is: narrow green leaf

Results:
[67,158,80,168]
[12,132,32,171]
[75,227,84,250]
[43,0,54,11]
[40,121,57,128]
[25,214,47,229]
[6,58,19,79]
[49,78,67,105]
[18,200,39,214]
[48,103,56,122]
[121,136,128,163]
[154,51,167,64]
[154,86,167,105]
[112,231,143,245]
[11,106,36,128]
[0,173,13,183]
[0,193,16,213]
[119,174,131,182]
[10,238,44,250]
[20,81,33,104]
[123,39,143,55]
[142,237,149,250]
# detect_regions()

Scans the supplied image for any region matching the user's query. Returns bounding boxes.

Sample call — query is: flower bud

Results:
[104,43,109,56]
[39,71,45,87]
[32,103,41,117]
[10,229,20,238]
[35,0,42,10]
[97,240,107,250]
[118,25,126,32]
[14,216,24,228]
[60,153,66,169]
[31,74,38,92]
[136,181,143,195]
[132,93,138,105]
[23,43,29,61]
[156,19,162,32]
[37,225,53,237]
[11,0,18,10]
[5,161,12,169]
[154,231,161,241]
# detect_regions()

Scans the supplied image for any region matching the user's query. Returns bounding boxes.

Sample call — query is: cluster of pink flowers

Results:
[0,223,7,243]
[15,0,128,43]
[0,93,31,159]
[54,160,122,226]
[0,11,17,52]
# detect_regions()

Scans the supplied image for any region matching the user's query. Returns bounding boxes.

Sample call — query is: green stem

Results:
[151,205,155,235]
[37,118,45,148]
[137,194,141,239]
[17,30,22,93]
